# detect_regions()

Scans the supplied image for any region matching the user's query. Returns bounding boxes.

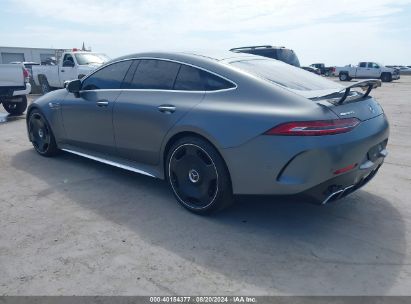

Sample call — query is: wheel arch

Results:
[161,130,232,187]
[26,105,54,139]
[37,74,47,83]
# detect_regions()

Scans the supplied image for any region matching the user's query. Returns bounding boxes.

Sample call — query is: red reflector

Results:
[22,68,29,78]
[334,163,357,175]
[264,118,360,136]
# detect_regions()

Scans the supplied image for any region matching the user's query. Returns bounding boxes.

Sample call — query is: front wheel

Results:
[2,96,27,115]
[27,109,59,157]
[166,137,233,214]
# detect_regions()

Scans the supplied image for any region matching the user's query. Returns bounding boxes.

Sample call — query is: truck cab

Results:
[33,50,109,94]
[356,62,383,78]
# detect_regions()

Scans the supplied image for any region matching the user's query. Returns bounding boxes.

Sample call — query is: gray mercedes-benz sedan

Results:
[26,51,389,214]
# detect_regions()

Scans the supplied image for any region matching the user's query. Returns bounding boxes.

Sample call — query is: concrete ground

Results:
[0,77,410,296]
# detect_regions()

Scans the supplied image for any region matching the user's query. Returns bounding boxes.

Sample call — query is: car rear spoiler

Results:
[338,79,381,104]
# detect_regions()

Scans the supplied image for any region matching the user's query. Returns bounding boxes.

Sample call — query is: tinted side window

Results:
[130,59,180,90]
[359,62,366,68]
[174,65,235,91]
[369,63,379,68]
[63,54,74,63]
[203,72,235,91]
[174,65,205,91]
[82,60,132,90]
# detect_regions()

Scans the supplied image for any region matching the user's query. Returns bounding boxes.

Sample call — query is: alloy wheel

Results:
[168,144,219,209]
[28,113,51,154]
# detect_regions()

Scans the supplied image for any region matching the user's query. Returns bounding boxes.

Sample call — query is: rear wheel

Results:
[27,109,59,156]
[381,73,392,82]
[339,73,349,81]
[2,96,27,115]
[39,76,51,94]
[166,137,233,214]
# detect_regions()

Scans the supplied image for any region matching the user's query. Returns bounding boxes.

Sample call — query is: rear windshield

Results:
[275,49,300,67]
[230,59,343,92]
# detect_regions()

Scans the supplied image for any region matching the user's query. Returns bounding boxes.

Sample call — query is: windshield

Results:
[75,53,110,65]
[230,59,343,92]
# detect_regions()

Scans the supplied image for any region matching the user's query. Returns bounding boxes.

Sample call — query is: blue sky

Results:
[1,0,410,65]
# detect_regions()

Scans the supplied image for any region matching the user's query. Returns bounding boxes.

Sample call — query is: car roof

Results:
[113,50,257,64]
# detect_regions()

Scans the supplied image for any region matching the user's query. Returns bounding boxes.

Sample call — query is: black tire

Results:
[39,76,51,94]
[339,73,349,81]
[166,136,233,214]
[381,73,392,82]
[2,96,27,115]
[27,109,59,157]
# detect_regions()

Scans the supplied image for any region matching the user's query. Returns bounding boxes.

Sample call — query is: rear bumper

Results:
[299,157,383,204]
[222,114,389,196]
[13,83,31,96]
[1,83,31,97]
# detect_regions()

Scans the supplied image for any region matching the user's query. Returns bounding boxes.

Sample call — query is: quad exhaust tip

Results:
[322,185,355,205]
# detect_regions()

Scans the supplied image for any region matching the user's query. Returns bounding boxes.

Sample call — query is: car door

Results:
[113,59,209,165]
[355,62,368,78]
[367,62,382,78]
[61,60,132,155]
[59,53,78,86]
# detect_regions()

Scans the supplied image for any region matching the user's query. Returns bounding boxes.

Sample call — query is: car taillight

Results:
[264,118,360,136]
[23,68,30,83]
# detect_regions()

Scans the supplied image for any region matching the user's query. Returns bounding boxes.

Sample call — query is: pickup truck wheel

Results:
[2,96,28,115]
[339,73,349,81]
[381,73,392,82]
[28,109,59,157]
[39,77,51,94]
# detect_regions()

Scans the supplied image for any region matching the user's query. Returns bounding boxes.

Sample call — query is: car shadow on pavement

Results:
[11,149,407,295]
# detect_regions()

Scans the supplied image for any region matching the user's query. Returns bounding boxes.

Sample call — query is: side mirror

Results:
[66,79,82,97]
[63,60,75,67]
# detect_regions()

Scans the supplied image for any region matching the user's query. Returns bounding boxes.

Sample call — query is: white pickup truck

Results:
[0,64,31,115]
[32,50,110,94]
[334,62,400,82]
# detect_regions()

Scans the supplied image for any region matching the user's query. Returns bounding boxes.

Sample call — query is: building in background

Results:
[0,46,58,64]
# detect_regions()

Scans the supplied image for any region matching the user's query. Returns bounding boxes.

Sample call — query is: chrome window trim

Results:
[62,148,156,178]
[80,57,238,93]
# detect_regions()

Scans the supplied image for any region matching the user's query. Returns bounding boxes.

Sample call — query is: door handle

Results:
[96,100,109,107]
[158,104,176,113]
[61,70,65,72]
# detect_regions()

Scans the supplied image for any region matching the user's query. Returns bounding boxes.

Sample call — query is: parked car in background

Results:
[32,49,110,94]
[230,45,300,67]
[309,63,335,76]
[0,63,31,115]
[334,62,400,82]
[397,66,411,74]
[27,51,388,214]
[301,66,321,75]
